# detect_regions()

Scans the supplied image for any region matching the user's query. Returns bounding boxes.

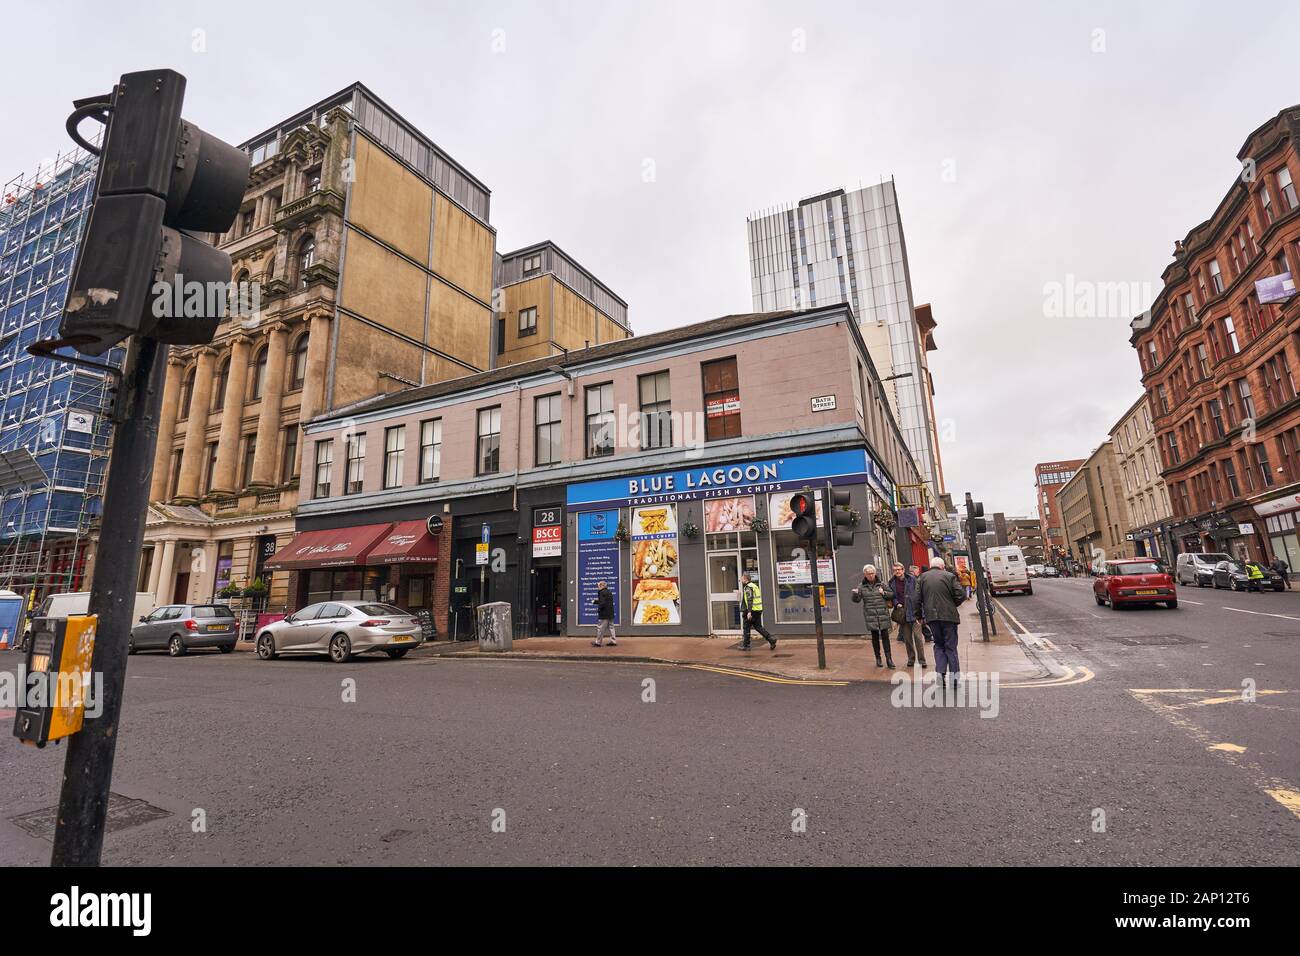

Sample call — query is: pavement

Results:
[422,593,1043,684]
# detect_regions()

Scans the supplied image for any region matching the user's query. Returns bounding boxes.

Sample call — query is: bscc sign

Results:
[532,525,562,558]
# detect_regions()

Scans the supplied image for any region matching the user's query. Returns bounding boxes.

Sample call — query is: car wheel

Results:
[168,635,186,657]
[1197,578,1206,588]
[329,633,352,663]
[256,632,277,660]
[1095,592,1105,606]
[218,643,234,654]
[1166,600,1178,609]
[386,648,411,659]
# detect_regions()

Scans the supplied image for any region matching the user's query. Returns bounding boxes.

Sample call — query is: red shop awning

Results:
[263,523,394,571]
[364,520,439,565]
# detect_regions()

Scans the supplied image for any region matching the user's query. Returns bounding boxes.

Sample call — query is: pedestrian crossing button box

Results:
[12,614,97,748]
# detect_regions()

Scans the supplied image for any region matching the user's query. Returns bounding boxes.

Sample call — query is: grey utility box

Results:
[476,601,513,652]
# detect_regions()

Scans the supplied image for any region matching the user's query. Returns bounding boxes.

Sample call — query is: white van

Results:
[983,546,1032,595]
[22,591,157,642]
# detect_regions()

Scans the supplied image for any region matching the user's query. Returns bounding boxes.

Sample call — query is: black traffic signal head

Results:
[789,493,817,540]
[828,487,855,547]
[57,69,250,356]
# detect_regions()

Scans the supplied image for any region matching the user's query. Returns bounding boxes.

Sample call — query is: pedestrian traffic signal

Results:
[56,69,249,356]
[827,487,855,547]
[789,493,817,540]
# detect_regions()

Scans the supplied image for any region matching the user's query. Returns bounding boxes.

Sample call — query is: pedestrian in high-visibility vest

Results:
[1246,561,1265,593]
[740,572,776,650]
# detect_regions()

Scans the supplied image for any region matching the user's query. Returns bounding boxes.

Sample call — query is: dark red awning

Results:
[364,520,439,565]
[263,523,394,571]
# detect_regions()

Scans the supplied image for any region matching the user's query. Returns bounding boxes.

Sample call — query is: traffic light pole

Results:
[805,486,826,669]
[50,335,168,866]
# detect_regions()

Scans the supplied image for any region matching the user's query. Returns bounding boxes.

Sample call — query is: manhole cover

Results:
[1110,634,1201,647]
[9,792,171,841]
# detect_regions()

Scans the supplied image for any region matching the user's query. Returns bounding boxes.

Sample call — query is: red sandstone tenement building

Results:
[1035,459,1085,563]
[1130,105,1300,565]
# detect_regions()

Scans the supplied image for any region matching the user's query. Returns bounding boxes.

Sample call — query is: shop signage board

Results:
[775,558,835,584]
[577,510,620,626]
[532,524,562,558]
[566,448,881,511]
[1253,493,1300,517]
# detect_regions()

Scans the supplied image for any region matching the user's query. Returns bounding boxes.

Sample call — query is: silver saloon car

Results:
[254,601,424,662]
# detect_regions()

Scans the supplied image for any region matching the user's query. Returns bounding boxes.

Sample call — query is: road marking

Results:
[992,597,1096,688]
[1180,600,1205,605]
[1223,606,1300,621]
[680,663,849,686]
[430,654,848,685]
[1129,688,1300,824]
[1209,742,1247,753]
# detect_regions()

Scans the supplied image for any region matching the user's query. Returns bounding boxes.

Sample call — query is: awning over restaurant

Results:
[364,520,439,565]
[263,523,394,571]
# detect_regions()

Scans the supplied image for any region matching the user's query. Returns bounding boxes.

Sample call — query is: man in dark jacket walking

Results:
[592,580,617,647]
[889,562,925,668]
[911,556,965,683]
[1272,556,1291,590]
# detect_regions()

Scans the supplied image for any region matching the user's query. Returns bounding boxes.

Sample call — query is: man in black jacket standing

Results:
[592,580,618,647]
[911,556,966,684]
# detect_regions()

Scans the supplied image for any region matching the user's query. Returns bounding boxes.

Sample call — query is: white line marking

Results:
[1180,600,1204,605]
[1223,606,1300,621]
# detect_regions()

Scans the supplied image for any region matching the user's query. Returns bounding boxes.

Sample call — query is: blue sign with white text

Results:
[566,448,880,512]
[577,509,620,625]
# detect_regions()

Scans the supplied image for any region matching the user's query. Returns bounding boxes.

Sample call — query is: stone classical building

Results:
[118,83,624,614]
[1059,441,1134,566]
[1109,395,1174,559]
[1129,104,1300,564]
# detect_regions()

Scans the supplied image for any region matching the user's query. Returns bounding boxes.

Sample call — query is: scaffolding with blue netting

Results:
[0,144,120,605]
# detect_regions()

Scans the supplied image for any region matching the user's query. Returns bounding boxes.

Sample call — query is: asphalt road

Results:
[1,580,1297,866]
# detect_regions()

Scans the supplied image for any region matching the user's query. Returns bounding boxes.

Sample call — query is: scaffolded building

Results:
[0,146,119,604]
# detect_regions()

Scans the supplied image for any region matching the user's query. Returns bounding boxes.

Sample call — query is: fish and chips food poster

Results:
[630,504,681,625]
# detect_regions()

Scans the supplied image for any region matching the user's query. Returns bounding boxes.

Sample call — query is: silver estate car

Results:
[255,601,424,662]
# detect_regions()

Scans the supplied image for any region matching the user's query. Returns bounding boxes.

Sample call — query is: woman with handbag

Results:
[852,564,896,669]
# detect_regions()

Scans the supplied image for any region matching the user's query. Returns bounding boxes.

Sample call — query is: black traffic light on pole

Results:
[37,70,249,868]
[56,69,249,356]
[826,485,855,549]
[789,492,817,541]
[787,491,826,669]
[969,500,987,537]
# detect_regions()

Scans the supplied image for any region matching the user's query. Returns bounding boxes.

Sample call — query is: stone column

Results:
[144,543,162,597]
[150,355,186,502]
[250,323,290,488]
[211,335,252,494]
[295,312,333,475]
[154,539,177,606]
[175,347,217,501]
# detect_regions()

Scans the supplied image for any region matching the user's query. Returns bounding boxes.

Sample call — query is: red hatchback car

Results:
[1094,559,1178,610]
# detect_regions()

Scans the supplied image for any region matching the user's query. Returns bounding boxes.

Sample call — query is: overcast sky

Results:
[3,0,1294,516]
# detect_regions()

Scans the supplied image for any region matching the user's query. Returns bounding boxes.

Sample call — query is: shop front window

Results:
[768,492,840,624]
[305,567,389,606]
[705,497,759,631]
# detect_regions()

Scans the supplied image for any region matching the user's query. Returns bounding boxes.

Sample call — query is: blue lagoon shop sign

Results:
[566,449,887,512]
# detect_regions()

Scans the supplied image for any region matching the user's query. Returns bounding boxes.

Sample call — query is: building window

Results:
[179,366,195,419]
[522,254,542,275]
[1196,343,1210,379]
[298,235,315,289]
[204,441,219,494]
[702,356,741,441]
[212,357,229,410]
[1262,183,1275,224]
[1145,341,1158,370]
[1254,443,1275,488]
[383,426,405,489]
[304,167,321,194]
[168,449,183,499]
[1238,378,1256,420]
[519,306,538,336]
[1280,166,1299,211]
[240,209,254,235]
[1223,316,1240,354]
[250,346,268,400]
[585,383,615,458]
[639,370,672,450]
[241,434,257,488]
[1183,292,1197,323]
[1209,398,1225,438]
[345,433,366,495]
[419,418,441,482]
[281,427,299,483]
[291,334,309,390]
[1209,259,1223,294]
[535,393,562,466]
[477,406,501,475]
[313,440,333,499]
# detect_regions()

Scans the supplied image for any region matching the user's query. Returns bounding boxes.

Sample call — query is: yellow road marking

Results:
[680,663,849,686]
[1265,789,1300,820]
[1209,743,1247,753]
[1000,665,1096,689]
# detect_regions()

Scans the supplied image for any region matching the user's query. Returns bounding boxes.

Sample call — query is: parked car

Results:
[1027,565,1041,578]
[1212,560,1285,592]
[1094,559,1177,609]
[1039,565,1060,578]
[255,601,424,662]
[1175,552,1231,588]
[130,604,238,655]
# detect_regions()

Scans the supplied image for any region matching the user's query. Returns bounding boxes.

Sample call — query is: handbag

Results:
[890,604,906,624]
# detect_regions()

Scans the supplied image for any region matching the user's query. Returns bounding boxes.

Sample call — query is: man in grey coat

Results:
[911,556,966,683]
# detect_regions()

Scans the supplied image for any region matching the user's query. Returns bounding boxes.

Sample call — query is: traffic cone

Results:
[0,627,10,650]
